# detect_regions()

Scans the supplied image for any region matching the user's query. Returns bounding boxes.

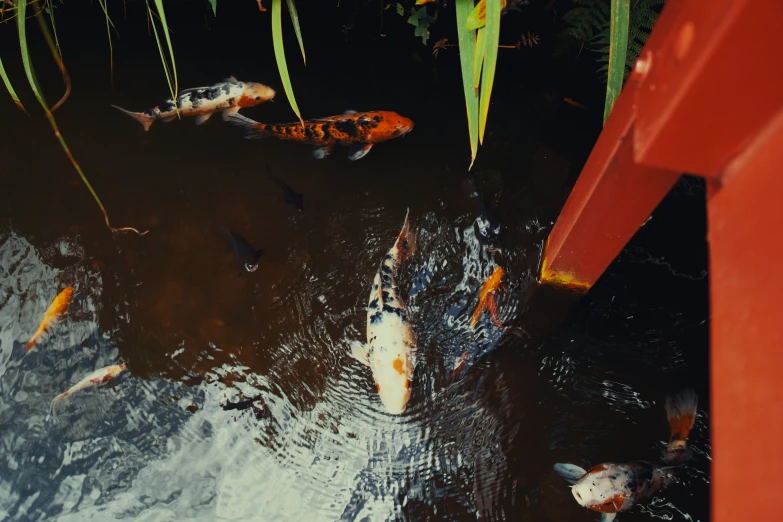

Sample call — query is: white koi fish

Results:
[554,389,699,522]
[111,77,275,131]
[352,209,417,414]
[50,363,127,416]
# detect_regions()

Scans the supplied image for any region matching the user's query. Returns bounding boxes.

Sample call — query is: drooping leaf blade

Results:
[285,0,306,65]
[604,0,629,123]
[17,0,146,235]
[0,56,26,113]
[35,13,70,113]
[44,0,62,61]
[209,0,217,16]
[456,0,479,169]
[478,0,501,145]
[473,27,485,95]
[272,0,303,125]
[97,0,114,86]
[150,0,178,111]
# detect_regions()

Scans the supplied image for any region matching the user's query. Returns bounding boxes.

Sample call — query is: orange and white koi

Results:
[352,209,417,414]
[111,77,275,132]
[228,110,414,161]
[50,363,127,416]
[470,266,505,328]
[24,286,73,352]
[554,389,699,522]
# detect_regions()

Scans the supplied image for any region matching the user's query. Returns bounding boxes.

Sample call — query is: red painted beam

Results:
[709,106,783,522]
[540,79,679,290]
[634,0,783,176]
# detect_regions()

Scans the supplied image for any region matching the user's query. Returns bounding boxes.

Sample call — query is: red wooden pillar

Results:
[540,0,783,519]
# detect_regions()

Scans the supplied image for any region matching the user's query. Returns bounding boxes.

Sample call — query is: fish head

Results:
[365,111,414,143]
[371,346,414,415]
[570,464,632,513]
[240,83,277,107]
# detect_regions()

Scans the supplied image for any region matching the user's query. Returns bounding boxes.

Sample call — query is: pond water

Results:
[0,3,710,521]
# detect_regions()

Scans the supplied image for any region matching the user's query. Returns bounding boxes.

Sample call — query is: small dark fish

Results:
[460,176,503,251]
[211,224,264,272]
[266,165,303,211]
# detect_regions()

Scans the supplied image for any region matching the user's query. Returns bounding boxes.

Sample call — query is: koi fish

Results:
[564,97,587,109]
[211,224,264,272]
[554,389,699,522]
[228,110,414,161]
[470,266,505,328]
[460,176,503,252]
[111,77,276,132]
[267,165,303,211]
[50,363,127,416]
[24,286,73,352]
[352,209,417,414]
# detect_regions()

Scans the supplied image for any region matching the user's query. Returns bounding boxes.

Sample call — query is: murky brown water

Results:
[0,3,710,521]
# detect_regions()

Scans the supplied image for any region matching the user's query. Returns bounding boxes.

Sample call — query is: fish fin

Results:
[313,146,332,160]
[347,143,373,161]
[665,389,698,453]
[110,104,155,132]
[194,113,213,126]
[50,392,69,418]
[393,208,416,262]
[161,116,176,123]
[450,352,468,380]
[487,294,504,328]
[553,463,587,484]
[343,109,357,114]
[23,336,38,352]
[601,514,617,522]
[222,107,240,121]
[227,113,269,138]
[224,76,238,83]
[349,340,370,366]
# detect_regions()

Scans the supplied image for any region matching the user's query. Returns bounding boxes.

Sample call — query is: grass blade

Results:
[0,56,27,113]
[456,0,479,169]
[473,27,485,95]
[17,0,147,235]
[478,0,500,145]
[209,0,217,16]
[285,0,306,65]
[150,0,178,112]
[44,0,62,61]
[35,11,70,112]
[272,0,303,125]
[604,0,630,123]
[97,0,115,87]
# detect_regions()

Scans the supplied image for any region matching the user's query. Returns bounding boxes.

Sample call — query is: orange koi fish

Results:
[555,390,699,522]
[111,77,275,131]
[564,97,586,109]
[470,266,504,328]
[24,286,73,352]
[228,110,414,161]
[352,209,417,414]
[50,363,127,417]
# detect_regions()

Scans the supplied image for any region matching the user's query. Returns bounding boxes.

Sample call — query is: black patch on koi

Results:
[381,291,394,303]
[334,120,359,138]
[381,274,392,288]
[373,115,381,123]
[383,305,409,322]
[370,311,384,324]
[228,97,235,105]
[381,264,393,275]
[368,298,379,309]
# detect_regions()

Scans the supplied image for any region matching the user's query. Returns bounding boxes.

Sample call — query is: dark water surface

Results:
[1,3,710,521]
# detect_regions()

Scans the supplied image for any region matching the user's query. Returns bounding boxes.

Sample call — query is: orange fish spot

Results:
[237,95,258,108]
[588,464,609,474]
[405,379,411,389]
[375,383,381,392]
[592,493,626,513]
[392,358,404,375]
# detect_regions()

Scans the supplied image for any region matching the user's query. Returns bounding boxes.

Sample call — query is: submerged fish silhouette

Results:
[266,165,303,211]
[460,176,503,251]
[211,224,264,272]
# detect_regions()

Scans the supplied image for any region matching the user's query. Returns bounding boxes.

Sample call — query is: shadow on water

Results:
[0,2,709,521]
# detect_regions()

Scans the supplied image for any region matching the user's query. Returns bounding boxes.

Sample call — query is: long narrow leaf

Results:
[455,0,479,169]
[17,1,146,235]
[150,0,178,110]
[272,0,303,125]
[97,0,114,86]
[0,56,26,113]
[478,0,500,145]
[604,0,629,123]
[473,27,485,95]
[45,0,62,60]
[285,0,306,65]
[35,12,70,112]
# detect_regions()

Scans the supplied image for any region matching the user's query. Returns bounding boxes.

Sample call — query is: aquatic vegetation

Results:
[271,0,306,125]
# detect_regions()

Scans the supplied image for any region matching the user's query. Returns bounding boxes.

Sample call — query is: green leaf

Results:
[604,0,629,123]
[97,0,115,85]
[149,0,179,111]
[466,0,486,30]
[272,0,303,125]
[478,0,500,144]
[286,0,306,65]
[45,0,62,61]
[209,0,217,16]
[0,56,26,113]
[473,27,486,95]
[456,0,479,168]
[396,3,404,16]
[407,6,434,45]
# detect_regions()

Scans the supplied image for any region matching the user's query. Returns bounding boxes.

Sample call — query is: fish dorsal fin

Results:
[343,109,357,114]
[224,76,238,83]
[554,463,587,484]
[601,514,617,522]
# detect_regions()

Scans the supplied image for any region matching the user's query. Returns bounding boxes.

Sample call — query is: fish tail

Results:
[665,389,698,454]
[227,113,270,139]
[110,104,155,132]
[50,392,68,418]
[23,336,38,352]
[392,208,415,262]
